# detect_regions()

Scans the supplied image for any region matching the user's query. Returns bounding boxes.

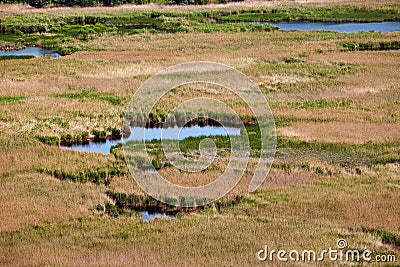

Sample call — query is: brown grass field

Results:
[0,1,399,266]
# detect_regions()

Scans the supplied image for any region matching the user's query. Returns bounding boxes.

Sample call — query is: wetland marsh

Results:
[0,1,399,266]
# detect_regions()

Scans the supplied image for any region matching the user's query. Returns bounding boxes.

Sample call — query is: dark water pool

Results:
[0,47,60,58]
[61,125,241,155]
[248,21,400,33]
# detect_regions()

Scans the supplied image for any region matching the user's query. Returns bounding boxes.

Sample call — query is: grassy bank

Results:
[0,4,398,52]
[217,5,400,22]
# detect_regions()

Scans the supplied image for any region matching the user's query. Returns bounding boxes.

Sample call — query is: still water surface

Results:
[62,125,241,155]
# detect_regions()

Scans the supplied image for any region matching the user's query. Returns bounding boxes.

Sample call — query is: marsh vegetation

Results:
[0,1,399,266]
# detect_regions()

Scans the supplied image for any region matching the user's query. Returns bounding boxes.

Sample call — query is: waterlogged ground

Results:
[0,2,399,266]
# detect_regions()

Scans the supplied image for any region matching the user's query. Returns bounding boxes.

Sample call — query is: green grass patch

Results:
[0,55,35,60]
[37,167,125,185]
[217,5,400,22]
[49,23,116,39]
[54,46,79,56]
[271,99,355,110]
[54,89,124,105]
[288,99,354,109]
[340,40,400,51]
[274,116,335,127]
[371,157,400,164]
[277,136,400,160]
[0,96,26,103]
[361,227,400,246]
[36,135,59,146]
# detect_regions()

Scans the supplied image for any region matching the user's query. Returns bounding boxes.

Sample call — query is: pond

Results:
[248,21,400,33]
[61,125,241,155]
[0,47,60,58]
[141,211,171,222]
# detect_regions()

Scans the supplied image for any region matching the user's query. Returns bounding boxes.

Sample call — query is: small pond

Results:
[62,125,241,155]
[141,211,171,222]
[248,21,400,33]
[0,47,60,58]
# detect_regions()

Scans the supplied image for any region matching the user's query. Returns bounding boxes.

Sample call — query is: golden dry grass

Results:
[0,6,399,266]
[0,165,398,266]
[279,121,400,144]
[1,0,399,16]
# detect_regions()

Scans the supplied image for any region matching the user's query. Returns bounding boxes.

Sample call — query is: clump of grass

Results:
[60,131,90,145]
[111,127,121,137]
[277,137,400,162]
[95,202,139,218]
[361,227,400,246]
[0,96,26,104]
[282,57,302,64]
[214,195,242,211]
[37,167,125,185]
[50,117,70,128]
[272,162,292,172]
[287,99,354,109]
[151,158,162,170]
[301,162,311,171]
[50,23,116,39]
[217,6,400,22]
[0,55,35,60]
[340,40,400,51]
[36,135,59,146]
[315,166,324,175]
[55,46,79,56]
[371,157,400,164]
[110,143,123,154]
[54,89,124,105]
